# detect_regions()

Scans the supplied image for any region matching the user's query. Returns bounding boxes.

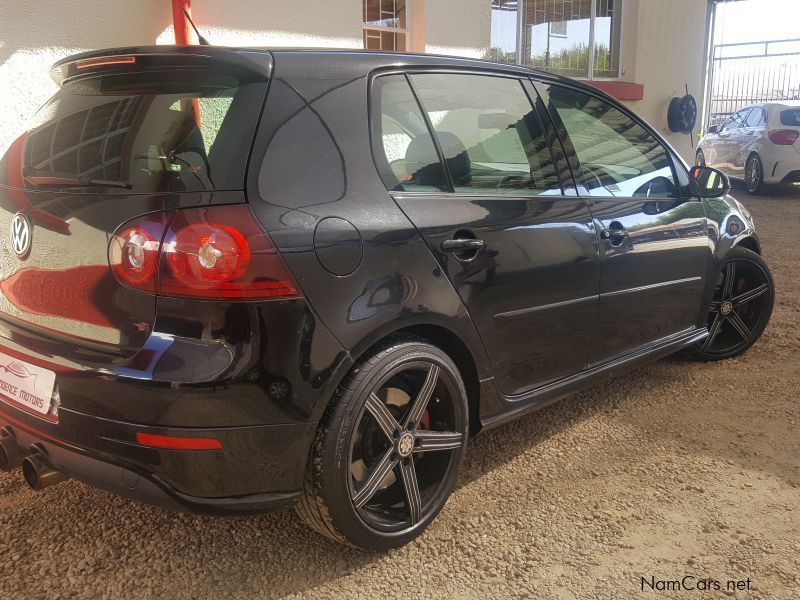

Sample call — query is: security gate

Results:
[706,38,800,129]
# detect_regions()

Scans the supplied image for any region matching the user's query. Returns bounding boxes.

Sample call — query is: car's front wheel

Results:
[687,247,774,361]
[296,337,468,551]
[745,153,767,195]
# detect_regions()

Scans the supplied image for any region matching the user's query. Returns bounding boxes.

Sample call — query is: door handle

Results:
[441,238,485,252]
[600,224,628,247]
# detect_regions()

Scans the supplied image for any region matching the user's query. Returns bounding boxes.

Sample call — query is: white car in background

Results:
[696,101,800,194]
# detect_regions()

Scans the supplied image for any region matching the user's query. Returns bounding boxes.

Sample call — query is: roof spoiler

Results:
[51,45,272,87]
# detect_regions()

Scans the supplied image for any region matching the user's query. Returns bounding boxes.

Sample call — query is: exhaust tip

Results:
[21,451,68,491]
[0,429,26,471]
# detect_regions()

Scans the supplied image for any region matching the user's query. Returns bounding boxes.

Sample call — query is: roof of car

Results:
[744,100,800,109]
[50,45,634,113]
[764,100,800,108]
[53,45,588,91]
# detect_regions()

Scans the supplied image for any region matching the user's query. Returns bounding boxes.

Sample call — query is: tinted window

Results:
[19,76,266,193]
[546,85,677,198]
[409,74,561,196]
[720,108,752,133]
[745,108,767,128]
[374,75,447,192]
[780,108,800,127]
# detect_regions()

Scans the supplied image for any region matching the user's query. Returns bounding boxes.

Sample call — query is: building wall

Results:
[619,0,711,161]
[0,0,710,161]
[0,0,362,157]
[424,0,491,58]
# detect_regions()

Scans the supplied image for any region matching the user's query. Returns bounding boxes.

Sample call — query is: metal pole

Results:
[588,0,597,79]
[702,1,718,132]
[171,0,196,45]
[516,0,525,65]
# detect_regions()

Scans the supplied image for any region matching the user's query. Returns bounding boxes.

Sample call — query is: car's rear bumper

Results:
[0,295,350,512]
[762,149,800,183]
[779,169,800,183]
[0,404,313,513]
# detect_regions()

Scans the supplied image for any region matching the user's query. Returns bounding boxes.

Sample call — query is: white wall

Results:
[620,0,711,161]
[0,0,362,157]
[160,0,362,47]
[424,0,491,58]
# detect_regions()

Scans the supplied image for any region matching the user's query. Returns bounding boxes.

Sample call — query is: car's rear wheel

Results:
[695,149,706,166]
[296,337,468,551]
[745,153,767,195]
[687,247,774,361]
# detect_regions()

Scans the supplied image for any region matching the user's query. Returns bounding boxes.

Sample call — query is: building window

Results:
[489,0,622,79]
[364,0,407,51]
[489,1,519,63]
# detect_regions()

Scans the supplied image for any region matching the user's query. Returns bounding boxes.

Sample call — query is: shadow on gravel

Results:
[731,180,800,199]
[0,363,654,598]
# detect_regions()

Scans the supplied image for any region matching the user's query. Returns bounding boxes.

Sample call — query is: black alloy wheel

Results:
[688,247,774,361]
[296,337,468,551]
[745,154,766,195]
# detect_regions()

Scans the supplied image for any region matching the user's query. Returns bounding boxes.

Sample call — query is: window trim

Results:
[368,67,574,199]
[530,78,693,201]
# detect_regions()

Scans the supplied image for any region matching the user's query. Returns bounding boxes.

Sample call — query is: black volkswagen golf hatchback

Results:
[0,46,774,551]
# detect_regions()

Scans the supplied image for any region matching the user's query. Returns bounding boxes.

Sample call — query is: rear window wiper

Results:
[23,173,132,190]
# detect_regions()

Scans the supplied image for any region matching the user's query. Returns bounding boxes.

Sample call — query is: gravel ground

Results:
[1,186,798,600]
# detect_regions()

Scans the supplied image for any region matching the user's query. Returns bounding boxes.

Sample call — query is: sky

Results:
[715,0,800,45]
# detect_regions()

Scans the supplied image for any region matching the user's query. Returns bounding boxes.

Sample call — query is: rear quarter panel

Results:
[246,53,493,422]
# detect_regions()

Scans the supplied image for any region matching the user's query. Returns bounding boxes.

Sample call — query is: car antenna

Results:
[183,9,211,45]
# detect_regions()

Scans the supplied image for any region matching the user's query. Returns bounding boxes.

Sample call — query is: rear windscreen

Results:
[779,109,800,127]
[18,75,267,193]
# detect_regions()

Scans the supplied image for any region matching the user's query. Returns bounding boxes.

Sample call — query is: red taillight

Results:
[109,206,301,300]
[166,223,251,288]
[136,432,222,451]
[110,228,158,284]
[767,129,800,145]
[109,212,172,294]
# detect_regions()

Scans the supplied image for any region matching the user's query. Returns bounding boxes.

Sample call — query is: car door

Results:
[371,73,599,396]
[729,107,761,175]
[536,82,708,366]
[715,108,752,175]
[740,106,767,164]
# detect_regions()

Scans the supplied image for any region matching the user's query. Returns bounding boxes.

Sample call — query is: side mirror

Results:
[688,165,731,198]
[707,125,719,135]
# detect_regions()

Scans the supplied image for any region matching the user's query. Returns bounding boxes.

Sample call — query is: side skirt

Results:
[478,327,708,432]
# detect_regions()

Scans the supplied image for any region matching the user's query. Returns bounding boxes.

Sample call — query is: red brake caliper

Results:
[417,409,431,459]
[737,276,746,295]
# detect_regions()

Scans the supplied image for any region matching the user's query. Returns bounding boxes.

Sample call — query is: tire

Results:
[687,247,774,362]
[296,336,469,551]
[695,149,706,167]
[745,154,767,195]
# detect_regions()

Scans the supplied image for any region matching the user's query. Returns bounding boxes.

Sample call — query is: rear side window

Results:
[373,75,447,192]
[720,108,752,133]
[745,108,767,128]
[20,75,267,193]
[545,84,678,199]
[408,73,561,196]
[780,109,800,127]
